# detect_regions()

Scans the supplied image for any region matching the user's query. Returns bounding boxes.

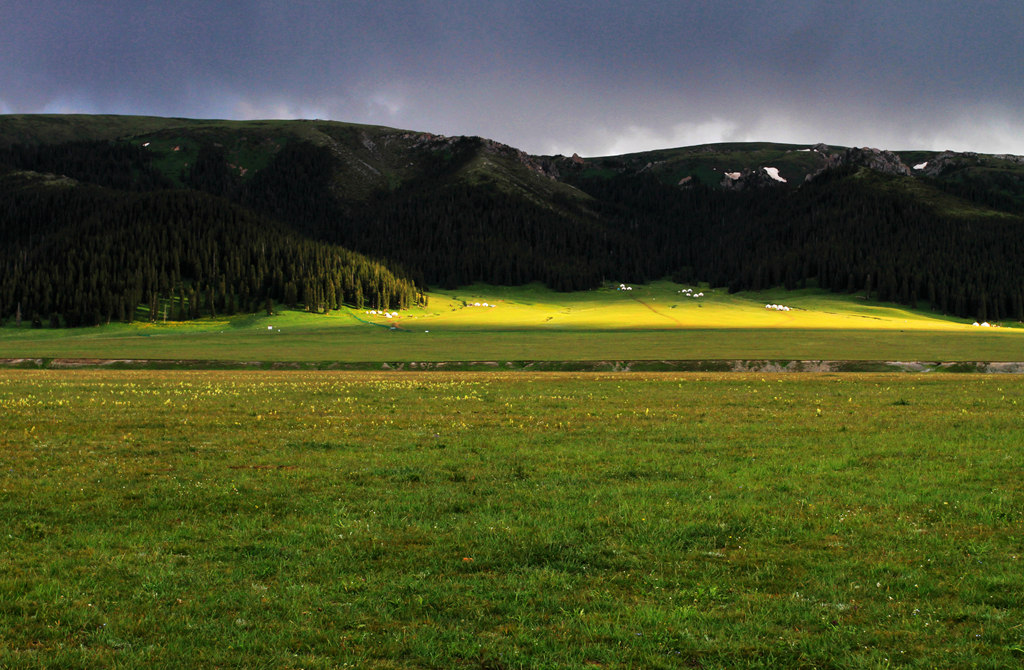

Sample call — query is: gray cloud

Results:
[2,1,1022,155]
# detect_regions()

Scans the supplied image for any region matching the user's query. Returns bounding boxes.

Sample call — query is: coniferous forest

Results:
[1,115,1023,325]
[0,140,422,327]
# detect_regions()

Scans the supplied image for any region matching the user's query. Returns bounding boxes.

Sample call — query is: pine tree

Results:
[284,282,298,308]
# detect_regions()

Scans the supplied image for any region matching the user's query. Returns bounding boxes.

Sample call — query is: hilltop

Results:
[1,113,1023,328]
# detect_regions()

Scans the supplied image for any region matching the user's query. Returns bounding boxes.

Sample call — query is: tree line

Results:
[0,178,422,327]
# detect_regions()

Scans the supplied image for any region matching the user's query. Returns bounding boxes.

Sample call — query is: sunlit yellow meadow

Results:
[382,281,975,331]
[1,282,1020,363]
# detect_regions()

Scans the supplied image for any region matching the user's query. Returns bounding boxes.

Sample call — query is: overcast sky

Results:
[2,1,1022,156]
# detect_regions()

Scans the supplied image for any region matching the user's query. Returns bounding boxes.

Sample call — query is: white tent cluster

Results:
[468,302,496,307]
[366,309,400,318]
[678,288,704,298]
[972,321,996,327]
[617,284,633,291]
[765,304,791,311]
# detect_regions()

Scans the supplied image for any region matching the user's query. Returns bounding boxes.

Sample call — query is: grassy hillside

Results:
[0,113,579,204]
[0,114,207,148]
[571,141,831,188]
[848,165,1024,219]
[1,282,1020,363]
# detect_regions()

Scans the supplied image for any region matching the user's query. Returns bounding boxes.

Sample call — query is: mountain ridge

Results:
[1,113,1023,325]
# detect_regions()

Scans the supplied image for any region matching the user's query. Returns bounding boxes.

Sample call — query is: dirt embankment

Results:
[3,358,1024,373]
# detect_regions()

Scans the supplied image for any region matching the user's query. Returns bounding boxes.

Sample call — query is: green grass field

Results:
[2,370,1022,667]
[1,282,1021,363]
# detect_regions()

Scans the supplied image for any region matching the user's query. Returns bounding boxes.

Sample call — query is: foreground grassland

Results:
[1,283,1021,362]
[2,371,1023,668]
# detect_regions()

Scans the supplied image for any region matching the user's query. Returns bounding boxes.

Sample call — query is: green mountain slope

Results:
[0,114,581,204]
[1,113,1023,325]
[566,141,829,188]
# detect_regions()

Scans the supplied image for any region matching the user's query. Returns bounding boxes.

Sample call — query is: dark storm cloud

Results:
[2,1,1022,154]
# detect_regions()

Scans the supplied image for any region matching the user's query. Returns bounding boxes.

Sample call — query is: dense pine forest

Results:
[0,143,422,327]
[1,115,1023,325]
[564,167,1024,322]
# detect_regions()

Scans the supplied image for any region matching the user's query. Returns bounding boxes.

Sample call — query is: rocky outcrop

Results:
[400,132,561,180]
[479,137,561,179]
[916,151,966,176]
[914,150,1023,177]
[721,168,786,190]
[838,147,912,176]
[807,146,913,182]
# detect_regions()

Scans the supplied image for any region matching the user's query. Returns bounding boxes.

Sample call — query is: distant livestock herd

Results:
[618,284,706,298]
[365,301,497,320]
